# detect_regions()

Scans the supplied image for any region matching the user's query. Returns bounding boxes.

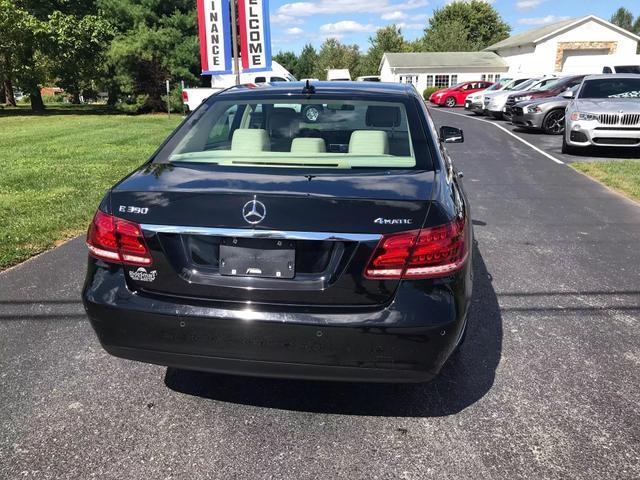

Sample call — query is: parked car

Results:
[356,76,381,82]
[511,84,580,134]
[563,74,640,153]
[181,61,296,112]
[465,78,513,114]
[486,76,558,119]
[504,75,585,120]
[82,82,473,383]
[429,81,494,107]
[327,69,351,81]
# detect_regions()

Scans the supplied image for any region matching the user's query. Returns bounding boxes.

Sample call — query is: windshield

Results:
[512,78,539,91]
[155,97,429,170]
[614,65,640,74]
[579,78,640,99]
[504,78,533,91]
[537,78,565,92]
[488,79,511,91]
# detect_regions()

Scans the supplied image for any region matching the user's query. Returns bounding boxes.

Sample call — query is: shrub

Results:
[422,87,442,101]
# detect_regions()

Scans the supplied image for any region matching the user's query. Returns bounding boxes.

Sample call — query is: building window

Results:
[434,75,449,87]
[426,75,434,87]
[495,74,501,81]
[450,75,458,86]
[400,75,418,84]
[481,74,486,81]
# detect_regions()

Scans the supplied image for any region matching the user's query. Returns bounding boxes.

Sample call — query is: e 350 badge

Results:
[128,267,157,282]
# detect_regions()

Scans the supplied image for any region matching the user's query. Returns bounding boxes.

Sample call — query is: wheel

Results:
[542,109,565,135]
[444,96,456,108]
[491,111,503,120]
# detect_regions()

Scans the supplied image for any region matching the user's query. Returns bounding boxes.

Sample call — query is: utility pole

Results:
[230,0,241,85]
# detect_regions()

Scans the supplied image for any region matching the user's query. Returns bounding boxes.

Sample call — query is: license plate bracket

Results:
[219,238,295,279]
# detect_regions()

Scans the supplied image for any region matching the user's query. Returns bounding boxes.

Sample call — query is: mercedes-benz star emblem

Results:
[242,196,266,225]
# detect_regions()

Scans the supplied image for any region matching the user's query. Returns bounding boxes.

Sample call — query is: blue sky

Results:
[268,0,626,53]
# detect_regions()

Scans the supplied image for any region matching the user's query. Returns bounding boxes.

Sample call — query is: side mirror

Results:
[562,90,574,99]
[440,126,464,143]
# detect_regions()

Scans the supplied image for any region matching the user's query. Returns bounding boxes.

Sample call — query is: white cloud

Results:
[516,0,544,10]
[319,20,377,34]
[397,22,424,30]
[381,11,408,21]
[271,13,302,25]
[518,15,570,25]
[285,27,304,35]
[277,0,428,18]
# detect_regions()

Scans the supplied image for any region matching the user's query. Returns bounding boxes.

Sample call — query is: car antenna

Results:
[302,79,315,95]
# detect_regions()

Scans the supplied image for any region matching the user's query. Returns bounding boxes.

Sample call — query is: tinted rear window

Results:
[154,93,434,171]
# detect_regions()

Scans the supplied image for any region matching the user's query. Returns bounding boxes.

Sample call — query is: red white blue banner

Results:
[238,0,272,72]
[197,0,233,74]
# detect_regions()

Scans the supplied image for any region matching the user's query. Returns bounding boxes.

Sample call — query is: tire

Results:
[444,96,456,108]
[542,109,565,135]
[491,111,503,120]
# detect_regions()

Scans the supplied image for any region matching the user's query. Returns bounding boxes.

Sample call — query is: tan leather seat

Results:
[231,129,270,152]
[348,130,389,155]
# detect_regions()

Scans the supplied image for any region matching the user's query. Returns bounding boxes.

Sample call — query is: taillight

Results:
[181,90,188,102]
[364,217,467,279]
[86,210,152,266]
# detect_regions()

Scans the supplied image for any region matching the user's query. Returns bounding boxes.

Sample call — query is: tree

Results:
[273,51,298,78]
[314,38,362,80]
[100,0,200,112]
[46,11,114,103]
[295,43,318,79]
[610,7,634,32]
[419,19,476,52]
[0,0,47,110]
[419,0,510,51]
[360,25,408,76]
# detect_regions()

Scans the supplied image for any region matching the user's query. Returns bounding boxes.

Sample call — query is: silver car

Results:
[563,74,640,153]
[511,85,580,135]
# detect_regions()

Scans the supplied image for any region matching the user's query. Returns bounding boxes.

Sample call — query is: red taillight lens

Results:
[364,218,467,279]
[87,211,152,266]
[181,90,188,102]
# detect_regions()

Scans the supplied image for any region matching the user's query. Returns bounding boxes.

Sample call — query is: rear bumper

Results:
[83,260,472,383]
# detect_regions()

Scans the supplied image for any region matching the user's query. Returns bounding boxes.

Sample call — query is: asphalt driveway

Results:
[1,109,639,479]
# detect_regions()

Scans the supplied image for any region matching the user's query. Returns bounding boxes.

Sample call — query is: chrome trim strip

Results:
[140,224,381,242]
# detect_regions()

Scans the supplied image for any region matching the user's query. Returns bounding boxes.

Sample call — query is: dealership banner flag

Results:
[238,0,272,72]
[197,0,233,74]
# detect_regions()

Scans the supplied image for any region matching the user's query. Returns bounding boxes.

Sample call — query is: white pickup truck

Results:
[181,61,296,111]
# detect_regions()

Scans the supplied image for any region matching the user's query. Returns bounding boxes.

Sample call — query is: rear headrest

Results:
[269,108,300,138]
[231,129,270,152]
[291,138,326,153]
[366,106,401,127]
[348,130,389,155]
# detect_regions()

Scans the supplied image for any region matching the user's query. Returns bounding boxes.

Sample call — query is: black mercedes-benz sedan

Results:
[82,81,472,383]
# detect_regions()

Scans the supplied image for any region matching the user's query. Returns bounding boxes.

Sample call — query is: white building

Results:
[484,15,640,75]
[379,51,509,93]
[379,15,640,90]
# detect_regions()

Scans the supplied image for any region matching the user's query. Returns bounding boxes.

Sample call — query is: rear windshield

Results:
[155,95,433,170]
[579,78,640,98]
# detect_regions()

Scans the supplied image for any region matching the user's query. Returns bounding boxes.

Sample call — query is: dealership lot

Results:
[1,109,639,479]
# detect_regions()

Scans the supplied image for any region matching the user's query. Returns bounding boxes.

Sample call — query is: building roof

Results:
[381,52,508,70]
[484,15,640,51]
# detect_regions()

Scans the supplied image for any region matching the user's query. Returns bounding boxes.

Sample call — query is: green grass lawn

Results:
[0,105,181,269]
[571,160,640,203]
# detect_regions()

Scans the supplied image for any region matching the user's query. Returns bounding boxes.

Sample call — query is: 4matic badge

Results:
[128,267,157,282]
[374,218,413,225]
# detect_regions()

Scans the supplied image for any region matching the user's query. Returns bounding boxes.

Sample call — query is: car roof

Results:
[583,73,640,80]
[217,81,415,99]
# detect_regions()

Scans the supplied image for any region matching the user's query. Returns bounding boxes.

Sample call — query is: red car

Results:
[429,81,493,107]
